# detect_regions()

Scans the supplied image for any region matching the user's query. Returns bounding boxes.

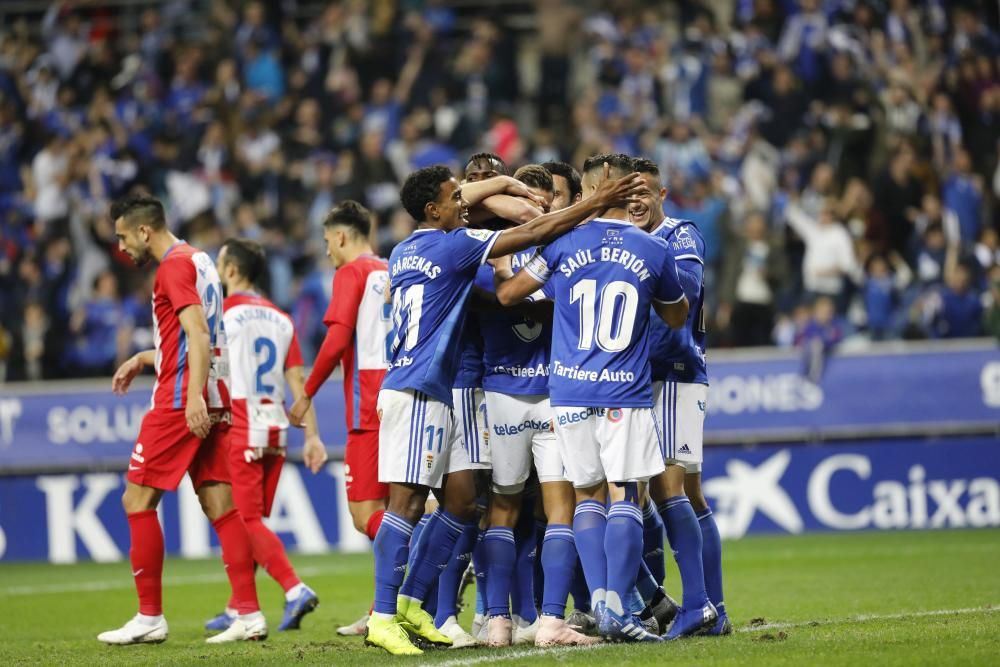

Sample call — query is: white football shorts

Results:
[484,391,565,493]
[652,381,707,473]
[552,406,664,488]
[377,389,472,488]
[450,387,491,471]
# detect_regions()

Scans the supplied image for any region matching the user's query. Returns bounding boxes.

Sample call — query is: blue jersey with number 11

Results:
[383,226,500,406]
[523,218,685,408]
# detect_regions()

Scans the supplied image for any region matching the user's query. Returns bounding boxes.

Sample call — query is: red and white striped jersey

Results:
[151,242,229,411]
[325,254,390,431]
[223,292,303,448]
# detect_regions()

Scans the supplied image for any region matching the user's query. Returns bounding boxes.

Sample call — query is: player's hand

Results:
[594,162,644,209]
[288,396,311,428]
[303,435,328,473]
[186,395,211,439]
[502,177,548,208]
[112,355,144,396]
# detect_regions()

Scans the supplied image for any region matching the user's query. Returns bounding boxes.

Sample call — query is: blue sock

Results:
[635,557,660,603]
[697,508,726,617]
[405,513,432,573]
[400,510,469,604]
[473,530,488,615]
[628,586,645,616]
[659,496,708,610]
[569,558,591,612]
[484,527,515,617]
[533,518,547,610]
[540,524,575,618]
[642,501,666,587]
[572,499,608,608]
[604,501,643,615]
[511,507,538,623]
[373,512,414,614]
[435,522,478,627]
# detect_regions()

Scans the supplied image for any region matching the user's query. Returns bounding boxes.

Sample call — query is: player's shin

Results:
[511,498,539,625]
[128,509,165,617]
[658,495,708,610]
[434,522,479,628]
[572,499,608,610]
[372,512,414,615]
[483,526,516,617]
[401,509,472,606]
[245,517,300,593]
[604,499,644,616]
[540,525,576,618]
[697,507,726,618]
[641,500,666,588]
[212,509,261,615]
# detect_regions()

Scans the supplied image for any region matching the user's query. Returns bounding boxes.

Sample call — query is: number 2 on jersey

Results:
[253,337,277,394]
[570,279,639,352]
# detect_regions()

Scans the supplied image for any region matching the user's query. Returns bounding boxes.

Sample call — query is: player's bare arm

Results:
[467,194,544,225]
[285,365,328,474]
[178,304,212,439]
[654,296,690,330]
[493,259,546,307]
[487,164,644,259]
[461,174,547,209]
[112,349,156,395]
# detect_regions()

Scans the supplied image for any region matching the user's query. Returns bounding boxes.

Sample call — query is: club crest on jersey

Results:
[607,408,623,423]
[425,452,434,471]
[698,400,707,412]
[464,228,494,242]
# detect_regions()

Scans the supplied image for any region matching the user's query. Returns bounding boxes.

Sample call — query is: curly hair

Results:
[400,165,454,221]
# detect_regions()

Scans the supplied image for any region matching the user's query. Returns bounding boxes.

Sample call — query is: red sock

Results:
[245,517,300,592]
[127,510,164,616]
[366,509,385,542]
[227,564,258,611]
[212,509,260,614]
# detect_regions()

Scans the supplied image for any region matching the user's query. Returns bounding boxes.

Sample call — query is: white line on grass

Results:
[0,564,348,596]
[434,605,999,667]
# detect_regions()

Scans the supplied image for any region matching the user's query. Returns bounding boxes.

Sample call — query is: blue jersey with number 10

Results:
[523,218,685,408]
[383,226,500,406]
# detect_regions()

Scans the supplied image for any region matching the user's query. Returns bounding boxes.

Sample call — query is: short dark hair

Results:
[582,153,635,178]
[400,165,454,221]
[221,238,266,284]
[632,157,660,177]
[110,195,166,230]
[323,200,371,237]
[541,161,582,199]
[465,152,507,175]
[513,164,554,192]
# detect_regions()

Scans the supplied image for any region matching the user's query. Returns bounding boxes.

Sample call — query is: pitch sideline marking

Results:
[435,606,999,667]
[0,564,349,596]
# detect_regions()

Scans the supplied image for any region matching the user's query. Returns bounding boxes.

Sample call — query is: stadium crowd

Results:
[1,0,999,382]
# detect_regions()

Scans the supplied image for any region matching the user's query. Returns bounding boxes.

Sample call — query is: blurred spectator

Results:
[863,252,913,341]
[65,270,132,376]
[942,148,984,244]
[985,264,1000,340]
[785,197,863,307]
[798,296,847,383]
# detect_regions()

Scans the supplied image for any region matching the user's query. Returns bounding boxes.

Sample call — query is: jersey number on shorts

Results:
[424,425,444,453]
[570,279,638,352]
[253,336,277,394]
[391,284,424,352]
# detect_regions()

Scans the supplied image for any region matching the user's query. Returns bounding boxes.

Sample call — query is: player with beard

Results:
[629,158,729,637]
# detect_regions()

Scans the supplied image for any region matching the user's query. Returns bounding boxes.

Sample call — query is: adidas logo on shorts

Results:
[678,444,692,454]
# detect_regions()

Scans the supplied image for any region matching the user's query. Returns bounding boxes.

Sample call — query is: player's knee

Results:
[196,482,235,521]
[684,473,708,512]
[443,491,478,522]
[351,513,370,535]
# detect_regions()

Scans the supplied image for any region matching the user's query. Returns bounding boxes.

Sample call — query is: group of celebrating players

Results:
[97,151,729,655]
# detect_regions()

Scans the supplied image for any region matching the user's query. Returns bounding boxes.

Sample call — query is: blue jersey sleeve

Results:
[654,250,685,305]
[667,223,705,266]
[448,228,501,272]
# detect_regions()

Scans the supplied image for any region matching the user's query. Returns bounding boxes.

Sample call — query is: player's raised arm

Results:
[461,174,547,209]
[178,304,212,439]
[467,194,544,226]
[487,164,644,259]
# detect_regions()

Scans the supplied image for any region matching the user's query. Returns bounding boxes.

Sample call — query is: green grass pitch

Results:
[1,529,997,665]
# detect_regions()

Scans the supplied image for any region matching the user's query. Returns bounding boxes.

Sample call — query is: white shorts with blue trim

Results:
[377,389,472,488]
[552,406,664,488]
[451,387,491,471]
[484,391,565,493]
[652,381,706,473]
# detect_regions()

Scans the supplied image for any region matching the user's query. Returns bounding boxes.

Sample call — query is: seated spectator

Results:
[928,245,984,339]
[65,270,132,376]
[863,252,913,341]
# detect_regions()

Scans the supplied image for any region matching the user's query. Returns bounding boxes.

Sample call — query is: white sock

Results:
[224,607,238,617]
[136,614,164,626]
[284,582,306,602]
[371,611,395,621]
[238,611,263,623]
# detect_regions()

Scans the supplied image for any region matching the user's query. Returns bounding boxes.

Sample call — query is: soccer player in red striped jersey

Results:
[289,201,391,634]
[100,195,265,645]
[199,238,329,633]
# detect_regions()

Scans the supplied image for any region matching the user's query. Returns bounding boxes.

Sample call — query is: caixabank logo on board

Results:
[703,439,1000,539]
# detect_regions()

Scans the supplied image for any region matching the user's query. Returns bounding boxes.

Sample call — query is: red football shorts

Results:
[127,408,231,491]
[345,429,387,502]
[226,430,285,520]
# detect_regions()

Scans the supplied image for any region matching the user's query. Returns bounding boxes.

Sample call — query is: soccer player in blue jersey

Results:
[365,163,645,655]
[630,158,728,638]
[493,153,690,643]
[477,164,598,648]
